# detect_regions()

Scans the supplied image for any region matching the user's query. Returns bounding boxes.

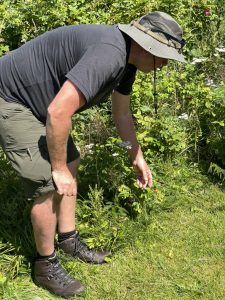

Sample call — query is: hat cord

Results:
[153,56,158,115]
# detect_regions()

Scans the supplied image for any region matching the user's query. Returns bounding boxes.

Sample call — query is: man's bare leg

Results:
[56,159,80,233]
[30,159,80,256]
[31,191,57,256]
[56,159,110,263]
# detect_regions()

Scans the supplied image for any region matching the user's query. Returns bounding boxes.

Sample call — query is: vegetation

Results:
[0,0,225,299]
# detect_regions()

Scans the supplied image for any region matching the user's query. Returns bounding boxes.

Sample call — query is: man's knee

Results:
[31,191,55,219]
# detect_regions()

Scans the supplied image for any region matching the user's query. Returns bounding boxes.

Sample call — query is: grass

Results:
[1,158,225,299]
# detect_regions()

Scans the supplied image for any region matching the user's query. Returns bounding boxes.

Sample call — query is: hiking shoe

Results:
[57,231,110,264]
[33,253,84,298]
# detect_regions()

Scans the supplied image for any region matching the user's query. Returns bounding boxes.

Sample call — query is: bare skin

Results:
[46,80,85,197]
[128,40,168,73]
[56,158,80,233]
[112,91,152,188]
[31,159,79,256]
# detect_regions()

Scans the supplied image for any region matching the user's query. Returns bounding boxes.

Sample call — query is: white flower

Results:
[205,78,216,87]
[112,152,119,157]
[85,143,94,150]
[118,141,132,149]
[215,47,225,53]
[178,113,188,120]
[191,58,207,64]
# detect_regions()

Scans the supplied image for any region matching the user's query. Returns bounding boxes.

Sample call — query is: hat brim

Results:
[118,24,186,63]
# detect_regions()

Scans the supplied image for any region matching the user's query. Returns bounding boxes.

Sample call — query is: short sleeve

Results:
[66,44,126,103]
[115,64,137,95]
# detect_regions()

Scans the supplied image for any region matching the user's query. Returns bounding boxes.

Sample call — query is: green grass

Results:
[1,159,225,299]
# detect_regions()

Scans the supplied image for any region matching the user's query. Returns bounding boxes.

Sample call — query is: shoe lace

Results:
[73,233,93,257]
[49,258,74,286]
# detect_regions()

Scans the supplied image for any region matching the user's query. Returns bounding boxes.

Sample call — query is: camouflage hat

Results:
[118,11,186,63]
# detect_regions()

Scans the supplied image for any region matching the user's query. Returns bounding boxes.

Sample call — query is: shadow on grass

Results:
[0,156,35,277]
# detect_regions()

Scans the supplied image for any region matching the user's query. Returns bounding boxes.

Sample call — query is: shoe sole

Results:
[33,278,85,298]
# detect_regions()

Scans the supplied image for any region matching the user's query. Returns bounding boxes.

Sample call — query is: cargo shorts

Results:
[0,97,80,199]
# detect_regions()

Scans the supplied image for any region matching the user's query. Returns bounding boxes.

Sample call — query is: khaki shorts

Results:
[0,97,80,199]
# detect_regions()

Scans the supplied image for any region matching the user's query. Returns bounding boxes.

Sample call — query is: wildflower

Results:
[112,152,119,157]
[205,78,216,87]
[84,144,94,154]
[215,47,225,53]
[191,58,207,64]
[85,143,94,150]
[178,113,188,120]
[204,8,211,17]
[117,141,132,150]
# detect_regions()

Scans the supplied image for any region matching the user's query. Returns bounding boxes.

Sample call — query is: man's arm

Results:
[111,90,152,188]
[46,80,85,196]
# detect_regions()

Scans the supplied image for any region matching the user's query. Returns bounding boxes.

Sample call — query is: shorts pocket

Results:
[6,146,52,184]
[0,103,45,150]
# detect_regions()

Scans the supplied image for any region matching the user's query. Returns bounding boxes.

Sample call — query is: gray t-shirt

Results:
[0,25,136,123]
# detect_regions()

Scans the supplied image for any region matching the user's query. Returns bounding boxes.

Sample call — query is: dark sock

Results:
[36,250,55,261]
[58,230,76,243]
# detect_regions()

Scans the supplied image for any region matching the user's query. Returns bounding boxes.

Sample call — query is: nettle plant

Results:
[77,134,167,217]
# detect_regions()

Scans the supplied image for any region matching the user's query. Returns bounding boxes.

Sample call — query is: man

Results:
[0,11,186,298]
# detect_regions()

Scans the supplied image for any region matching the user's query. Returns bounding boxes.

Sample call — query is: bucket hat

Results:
[118,11,186,63]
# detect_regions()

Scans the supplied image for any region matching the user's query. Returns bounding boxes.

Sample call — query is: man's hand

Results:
[46,80,85,197]
[133,157,153,189]
[52,167,76,196]
[112,91,153,189]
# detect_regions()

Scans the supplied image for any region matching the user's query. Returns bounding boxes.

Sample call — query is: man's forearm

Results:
[46,113,72,170]
[113,112,143,161]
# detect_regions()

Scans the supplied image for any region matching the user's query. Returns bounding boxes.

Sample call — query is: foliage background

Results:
[0,0,225,298]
